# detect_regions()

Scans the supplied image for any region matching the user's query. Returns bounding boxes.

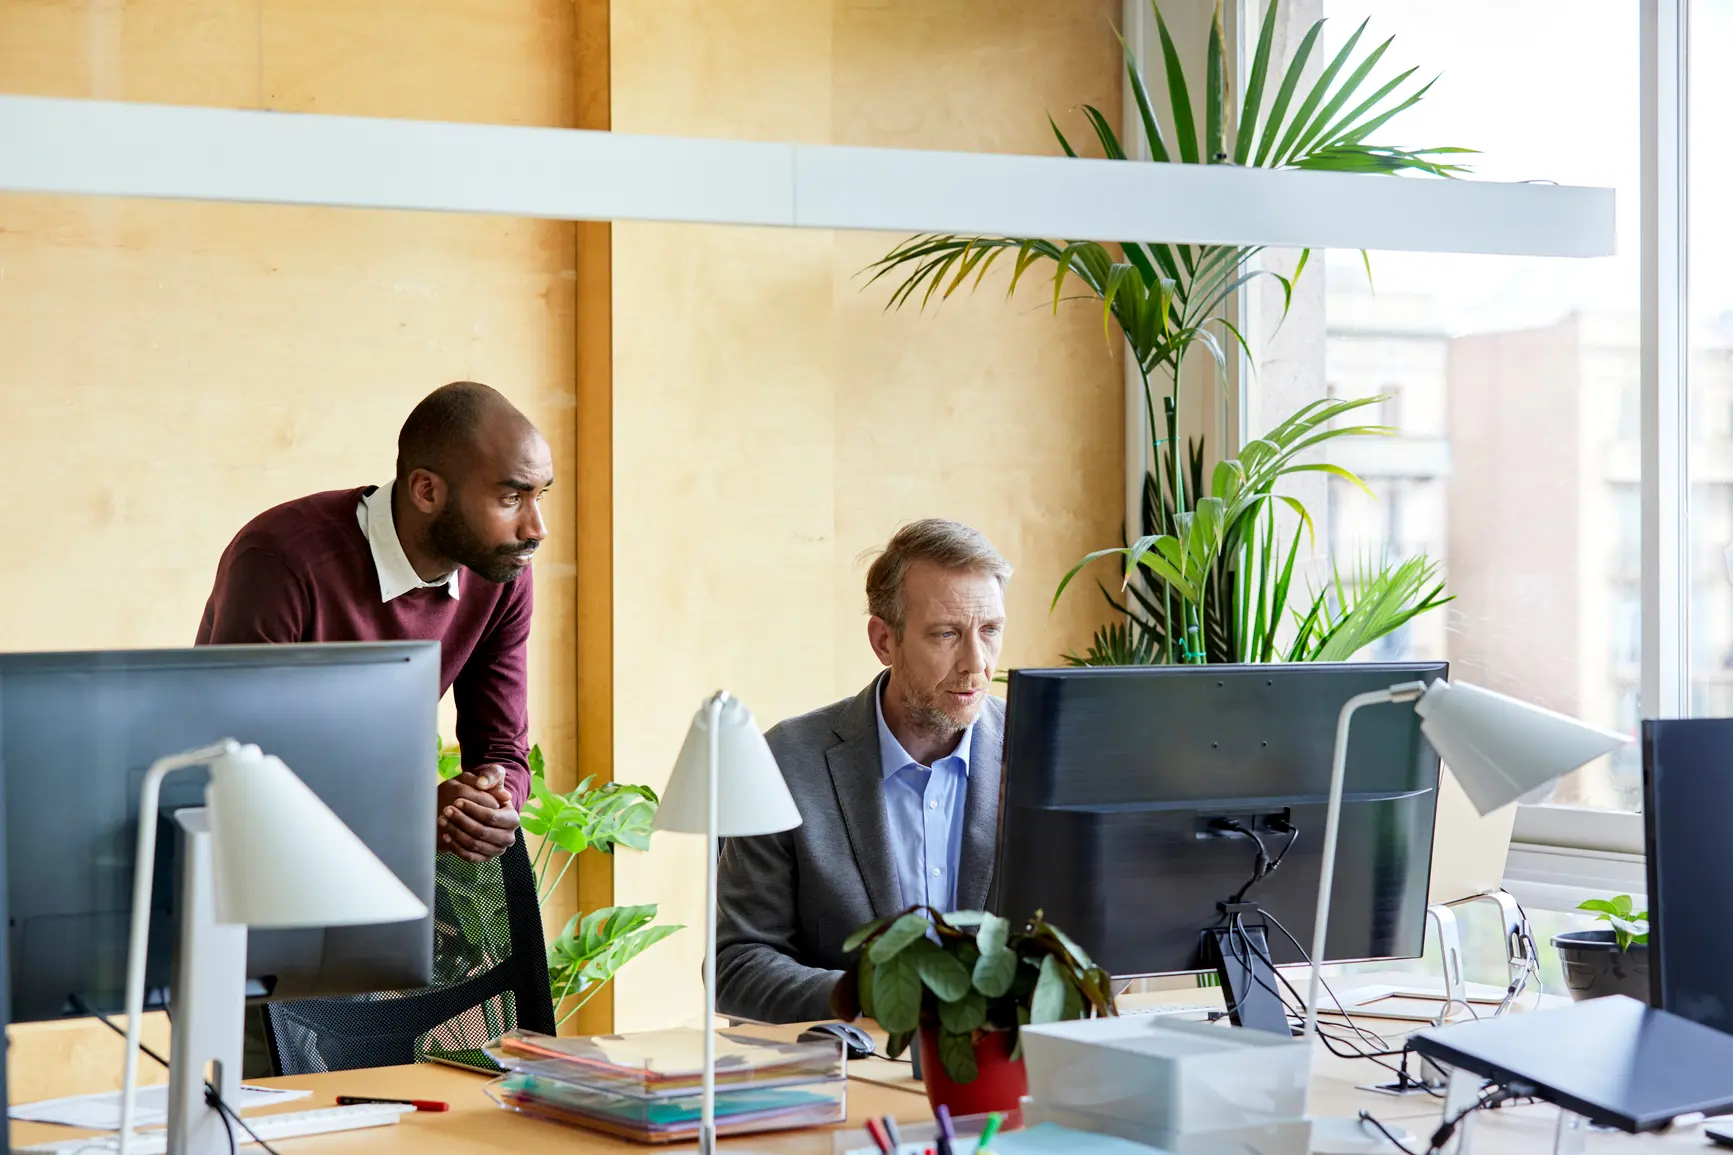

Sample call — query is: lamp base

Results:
[1308,1114,1415,1154]
[165,809,248,1155]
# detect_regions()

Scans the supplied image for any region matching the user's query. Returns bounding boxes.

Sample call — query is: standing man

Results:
[197,381,553,863]
[716,519,1012,1023]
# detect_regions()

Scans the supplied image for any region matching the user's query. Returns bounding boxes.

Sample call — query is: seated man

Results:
[716,519,1012,1023]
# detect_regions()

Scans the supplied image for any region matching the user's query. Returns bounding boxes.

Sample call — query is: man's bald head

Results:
[393,382,554,585]
[396,381,536,489]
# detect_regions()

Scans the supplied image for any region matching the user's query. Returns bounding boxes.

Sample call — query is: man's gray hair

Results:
[864,519,1012,635]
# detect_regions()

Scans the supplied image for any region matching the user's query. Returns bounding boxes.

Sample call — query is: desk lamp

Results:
[118,740,429,1155]
[1305,679,1629,1155]
[654,692,801,1155]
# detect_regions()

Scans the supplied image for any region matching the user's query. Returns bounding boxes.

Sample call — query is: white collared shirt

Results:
[357,482,460,604]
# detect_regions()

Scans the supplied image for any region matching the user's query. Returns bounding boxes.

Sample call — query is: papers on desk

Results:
[10,1085,310,1130]
[843,1124,1175,1155]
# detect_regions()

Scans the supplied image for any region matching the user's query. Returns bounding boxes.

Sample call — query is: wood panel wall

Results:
[604,0,1125,1032]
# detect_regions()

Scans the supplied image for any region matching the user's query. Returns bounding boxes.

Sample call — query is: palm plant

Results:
[866,0,1468,666]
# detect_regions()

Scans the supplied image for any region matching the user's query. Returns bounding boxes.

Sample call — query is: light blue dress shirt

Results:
[875,686,972,912]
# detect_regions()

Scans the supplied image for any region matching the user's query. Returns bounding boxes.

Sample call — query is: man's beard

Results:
[427,504,536,584]
[896,678,985,739]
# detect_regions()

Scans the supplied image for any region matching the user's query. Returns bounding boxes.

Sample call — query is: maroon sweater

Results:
[195,487,533,808]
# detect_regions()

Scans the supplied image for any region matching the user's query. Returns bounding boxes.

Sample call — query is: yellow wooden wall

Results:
[0,0,1123,1044]
[604,0,1125,1032]
[0,0,586,1044]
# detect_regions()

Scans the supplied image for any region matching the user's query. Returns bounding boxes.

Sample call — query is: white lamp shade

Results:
[1414,680,1631,816]
[654,695,802,837]
[205,746,429,929]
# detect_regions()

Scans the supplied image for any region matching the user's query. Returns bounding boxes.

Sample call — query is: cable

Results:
[1256,905,1415,1054]
[68,994,171,1072]
[1357,1111,1421,1155]
[211,1091,283,1155]
[71,993,248,1155]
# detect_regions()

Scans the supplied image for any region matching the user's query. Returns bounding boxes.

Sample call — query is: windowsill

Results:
[1502,803,1646,914]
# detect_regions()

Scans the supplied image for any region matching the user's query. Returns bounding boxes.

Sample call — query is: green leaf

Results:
[868,913,932,965]
[938,989,989,1034]
[872,952,924,1035]
[858,951,879,1021]
[528,744,546,781]
[844,916,893,955]
[1049,924,1097,971]
[1233,0,1279,164]
[914,949,973,1002]
[1031,955,1070,1024]
[1153,5,1199,165]
[1255,18,1324,166]
[437,750,463,781]
[1117,29,1171,163]
[972,913,1017,997]
[938,1029,980,1085]
[1204,1,1227,162]
[884,1029,914,1060]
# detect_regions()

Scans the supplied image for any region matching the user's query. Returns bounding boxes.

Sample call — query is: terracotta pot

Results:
[917,1025,1028,1118]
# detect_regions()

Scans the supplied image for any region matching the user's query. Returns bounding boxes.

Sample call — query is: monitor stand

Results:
[1203,923,1292,1036]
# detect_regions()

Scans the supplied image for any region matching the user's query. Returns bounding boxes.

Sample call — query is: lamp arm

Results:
[1302,686,1425,1046]
[701,692,727,1155]
[119,740,240,1155]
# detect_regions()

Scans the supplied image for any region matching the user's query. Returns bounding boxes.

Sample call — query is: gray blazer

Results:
[715,675,1005,1024]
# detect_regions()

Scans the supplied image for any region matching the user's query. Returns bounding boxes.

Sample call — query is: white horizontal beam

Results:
[0,96,1615,257]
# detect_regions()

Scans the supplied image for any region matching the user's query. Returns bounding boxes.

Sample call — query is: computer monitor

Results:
[1644,716,1733,1029]
[989,662,1445,1029]
[0,643,439,1023]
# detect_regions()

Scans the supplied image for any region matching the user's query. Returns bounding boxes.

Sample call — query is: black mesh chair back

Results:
[263,830,556,1074]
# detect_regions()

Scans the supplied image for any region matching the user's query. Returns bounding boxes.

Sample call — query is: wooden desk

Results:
[10,1062,930,1153]
[13,984,1727,1153]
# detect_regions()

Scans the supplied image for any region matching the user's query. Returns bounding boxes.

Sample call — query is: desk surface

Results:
[11,978,1726,1153]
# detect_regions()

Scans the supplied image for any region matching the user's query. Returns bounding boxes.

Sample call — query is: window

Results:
[1281,0,1641,811]
[1692,0,1733,719]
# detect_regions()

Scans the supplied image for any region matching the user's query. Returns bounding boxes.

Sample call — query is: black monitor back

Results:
[1644,717,1733,1030]
[990,662,1446,977]
[0,643,438,1022]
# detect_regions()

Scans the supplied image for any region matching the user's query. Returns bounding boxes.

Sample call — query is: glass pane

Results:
[1691,0,1733,720]
[1260,0,1642,809]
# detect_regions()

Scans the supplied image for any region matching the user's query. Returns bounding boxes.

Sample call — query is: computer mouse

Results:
[798,1020,877,1060]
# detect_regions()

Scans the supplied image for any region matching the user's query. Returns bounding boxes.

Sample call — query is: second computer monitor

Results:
[0,643,439,1022]
[990,662,1445,978]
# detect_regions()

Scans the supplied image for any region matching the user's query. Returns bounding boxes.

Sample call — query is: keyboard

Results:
[1121,1001,1212,1018]
[17,1102,411,1153]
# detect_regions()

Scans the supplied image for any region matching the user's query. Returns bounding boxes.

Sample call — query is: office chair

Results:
[263,830,556,1074]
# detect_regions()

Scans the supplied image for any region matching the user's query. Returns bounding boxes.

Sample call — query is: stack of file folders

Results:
[482,1028,848,1143]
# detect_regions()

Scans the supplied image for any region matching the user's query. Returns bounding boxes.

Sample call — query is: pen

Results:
[884,1117,904,1151]
[864,1116,893,1154]
[335,1095,449,1112]
[935,1103,956,1155]
[974,1112,1003,1154]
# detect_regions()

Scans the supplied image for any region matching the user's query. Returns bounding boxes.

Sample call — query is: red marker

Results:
[336,1095,449,1112]
[863,1117,893,1154]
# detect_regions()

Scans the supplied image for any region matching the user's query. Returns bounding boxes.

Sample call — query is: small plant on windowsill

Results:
[832,907,1115,1116]
[1577,894,1649,951]
[1552,894,1650,1004]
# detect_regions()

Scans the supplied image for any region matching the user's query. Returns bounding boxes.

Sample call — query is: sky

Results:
[1316,0,1732,335]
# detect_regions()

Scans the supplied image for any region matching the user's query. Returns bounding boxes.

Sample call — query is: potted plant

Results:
[866,0,1466,666]
[433,741,681,1036]
[1552,895,1650,1004]
[832,907,1115,1117]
